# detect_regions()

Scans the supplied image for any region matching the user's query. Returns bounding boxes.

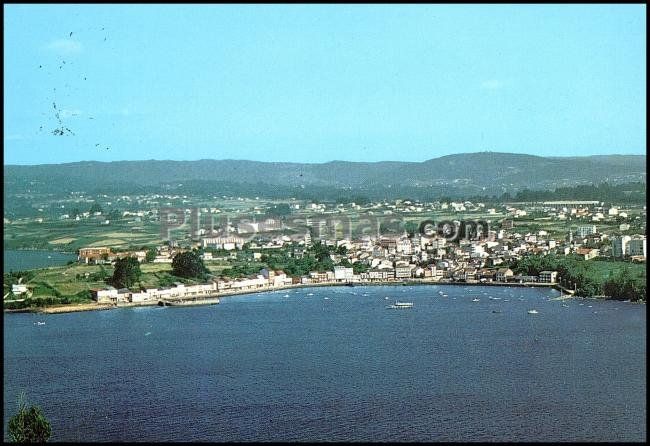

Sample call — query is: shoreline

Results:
[5,280,642,315]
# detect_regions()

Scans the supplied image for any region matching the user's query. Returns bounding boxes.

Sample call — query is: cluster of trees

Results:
[110,257,142,289]
[108,250,210,289]
[7,394,51,443]
[221,242,359,279]
[511,254,645,301]
[510,182,646,204]
[603,268,647,301]
[171,251,209,279]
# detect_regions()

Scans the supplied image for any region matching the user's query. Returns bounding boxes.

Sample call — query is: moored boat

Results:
[387,301,413,309]
[158,297,220,307]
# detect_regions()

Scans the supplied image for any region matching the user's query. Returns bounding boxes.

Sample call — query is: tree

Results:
[108,209,121,221]
[110,257,141,288]
[172,251,208,279]
[352,262,369,274]
[88,202,102,214]
[339,258,352,267]
[7,393,52,443]
[404,221,419,237]
[145,248,157,263]
[265,203,292,217]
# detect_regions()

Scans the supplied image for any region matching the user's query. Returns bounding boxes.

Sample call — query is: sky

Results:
[3,4,646,165]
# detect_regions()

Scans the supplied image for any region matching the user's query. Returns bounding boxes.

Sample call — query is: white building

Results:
[539,271,558,283]
[334,266,354,282]
[576,225,597,238]
[612,235,632,258]
[11,284,28,295]
[628,237,647,258]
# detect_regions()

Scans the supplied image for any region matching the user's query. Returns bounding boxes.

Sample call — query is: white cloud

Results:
[45,39,83,55]
[480,79,504,90]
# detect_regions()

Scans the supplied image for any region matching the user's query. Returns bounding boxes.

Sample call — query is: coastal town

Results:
[6,197,645,309]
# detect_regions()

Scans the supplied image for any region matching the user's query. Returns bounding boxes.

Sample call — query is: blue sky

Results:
[4,4,646,165]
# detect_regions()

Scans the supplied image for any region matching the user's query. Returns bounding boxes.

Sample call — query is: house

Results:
[514,274,538,283]
[333,266,354,282]
[92,286,118,303]
[496,268,514,282]
[394,265,414,279]
[78,247,113,264]
[477,268,495,282]
[575,248,599,260]
[11,284,29,296]
[130,291,152,303]
[309,271,329,283]
[539,271,558,283]
[368,268,393,281]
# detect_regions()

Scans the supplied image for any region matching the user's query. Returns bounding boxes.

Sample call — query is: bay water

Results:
[3,285,646,441]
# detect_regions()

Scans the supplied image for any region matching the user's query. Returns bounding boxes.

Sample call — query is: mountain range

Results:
[4,152,646,200]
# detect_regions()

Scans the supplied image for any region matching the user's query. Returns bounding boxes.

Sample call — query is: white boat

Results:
[307,293,314,296]
[385,296,390,300]
[283,294,289,297]
[472,298,480,302]
[387,301,413,309]
[442,294,448,297]
[527,309,539,314]
[324,297,329,300]
[438,291,444,295]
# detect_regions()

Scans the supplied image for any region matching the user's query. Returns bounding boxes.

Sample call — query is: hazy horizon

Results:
[3,151,647,167]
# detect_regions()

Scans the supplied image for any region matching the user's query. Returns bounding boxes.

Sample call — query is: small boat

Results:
[324,297,329,300]
[346,283,354,287]
[387,301,413,309]
[527,309,538,314]
[472,298,480,302]
[438,291,444,295]
[562,304,569,308]
[307,293,314,296]
[283,294,289,297]
[384,296,390,300]
[34,321,45,325]
[492,310,501,313]
[442,294,448,297]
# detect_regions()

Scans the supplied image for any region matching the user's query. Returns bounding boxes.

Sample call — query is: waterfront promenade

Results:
[10,279,577,314]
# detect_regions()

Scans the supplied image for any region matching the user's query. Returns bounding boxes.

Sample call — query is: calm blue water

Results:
[3,250,77,273]
[3,285,646,441]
